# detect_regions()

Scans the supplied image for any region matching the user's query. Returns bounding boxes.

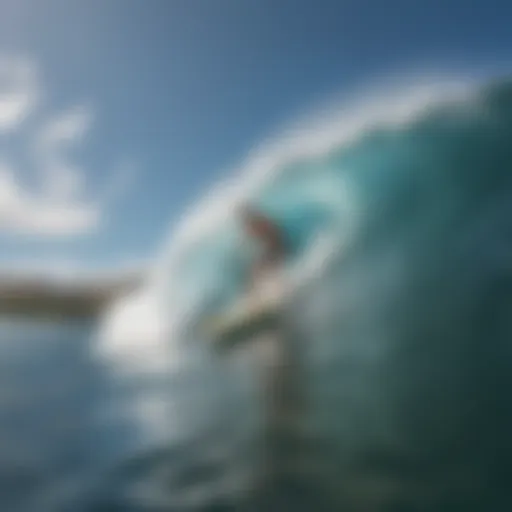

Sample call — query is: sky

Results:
[0,0,510,276]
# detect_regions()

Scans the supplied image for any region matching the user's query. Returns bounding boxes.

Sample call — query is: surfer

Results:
[238,204,287,288]
[237,204,307,484]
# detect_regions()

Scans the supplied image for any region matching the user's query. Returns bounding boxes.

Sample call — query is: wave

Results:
[96,73,512,383]
[91,73,512,508]
[152,76,510,346]
[96,77,473,374]
[96,72,512,450]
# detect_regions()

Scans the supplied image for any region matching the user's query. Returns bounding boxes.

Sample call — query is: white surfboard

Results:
[204,273,286,350]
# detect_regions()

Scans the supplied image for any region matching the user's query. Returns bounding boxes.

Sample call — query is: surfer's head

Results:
[237,203,268,238]
[237,203,286,260]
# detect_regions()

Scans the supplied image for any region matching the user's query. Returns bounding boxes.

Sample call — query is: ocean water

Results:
[0,317,259,512]
[0,319,130,511]
[4,76,512,511]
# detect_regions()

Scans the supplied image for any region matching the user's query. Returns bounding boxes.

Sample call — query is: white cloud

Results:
[0,55,137,238]
[0,56,37,132]
[0,161,99,236]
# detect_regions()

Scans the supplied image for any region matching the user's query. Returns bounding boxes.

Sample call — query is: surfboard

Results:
[203,275,286,351]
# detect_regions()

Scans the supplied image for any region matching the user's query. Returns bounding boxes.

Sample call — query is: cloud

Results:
[0,56,38,132]
[0,160,99,236]
[0,55,137,238]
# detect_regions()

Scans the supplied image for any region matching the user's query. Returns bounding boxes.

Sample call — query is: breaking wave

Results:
[96,74,512,509]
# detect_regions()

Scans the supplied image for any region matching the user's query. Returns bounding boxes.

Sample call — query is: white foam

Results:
[95,286,175,376]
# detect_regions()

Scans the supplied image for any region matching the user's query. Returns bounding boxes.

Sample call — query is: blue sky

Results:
[0,0,510,274]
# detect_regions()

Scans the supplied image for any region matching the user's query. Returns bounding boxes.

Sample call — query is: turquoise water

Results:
[3,78,512,511]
